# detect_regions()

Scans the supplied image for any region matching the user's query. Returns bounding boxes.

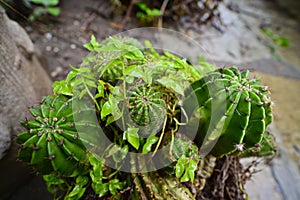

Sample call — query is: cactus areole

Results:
[16,36,275,199]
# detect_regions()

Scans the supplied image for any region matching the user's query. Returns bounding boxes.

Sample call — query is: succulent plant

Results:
[185,67,273,157]
[17,94,99,176]
[16,36,276,199]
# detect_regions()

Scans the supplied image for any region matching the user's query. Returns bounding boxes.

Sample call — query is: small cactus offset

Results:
[186,67,273,157]
[127,83,166,131]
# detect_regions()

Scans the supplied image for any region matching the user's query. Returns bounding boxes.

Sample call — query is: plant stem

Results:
[152,116,167,156]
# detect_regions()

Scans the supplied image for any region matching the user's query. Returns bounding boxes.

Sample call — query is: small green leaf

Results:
[92,182,109,197]
[187,160,197,183]
[70,77,83,87]
[175,155,186,178]
[274,37,289,47]
[142,134,158,153]
[125,127,140,150]
[95,81,105,98]
[66,185,86,199]
[148,9,160,16]
[180,171,190,182]
[157,77,185,95]
[46,7,60,16]
[112,145,129,163]
[101,102,112,119]
[108,179,126,195]
[30,0,59,6]
[124,50,144,60]
[66,69,78,82]
[76,176,89,186]
[84,35,100,51]
[52,80,73,96]
[43,174,65,194]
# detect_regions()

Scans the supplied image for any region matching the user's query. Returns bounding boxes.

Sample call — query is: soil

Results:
[23,0,121,81]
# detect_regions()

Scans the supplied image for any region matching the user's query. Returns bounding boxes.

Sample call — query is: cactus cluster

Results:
[16,36,276,199]
[186,67,273,157]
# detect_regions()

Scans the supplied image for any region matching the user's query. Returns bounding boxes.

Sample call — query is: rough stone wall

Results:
[0,7,52,198]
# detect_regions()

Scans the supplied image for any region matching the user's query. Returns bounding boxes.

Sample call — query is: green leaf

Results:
[101,101,112,119]
[70,77,83,87]
[124,127,140,150]
[112,145,129,163]
[43,174,65,194]
[76,176,89,186]
[90,35,99,47]
[108,179,126,195]
[186,160,197,183]
[274,37,289,47]
[89,153,102,166]
[84,35,100,51]
[142,134,158,153]
[46,7,60,16]
[157,77,185,95]
[175,155,186,178]
[52,80,73,96]
[30,0,59,6]
[66,185,86,199]
[84,79,97,88]
[92,182,109,197]
[123,65,137,75]
[148,9,160,16]
[123,50,144,60]
[95,81,105,98]
[66,68,78,82]
[144,40,159,57]
[180,171,190,182]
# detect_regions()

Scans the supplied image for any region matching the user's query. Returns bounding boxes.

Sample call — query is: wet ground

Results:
[6,0,300,199]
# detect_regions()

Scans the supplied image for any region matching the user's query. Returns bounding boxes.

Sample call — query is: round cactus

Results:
[17,94,97,176]
[126,83,166,134]
[186,67,273,157]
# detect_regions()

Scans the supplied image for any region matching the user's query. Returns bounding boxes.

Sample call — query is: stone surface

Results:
[0,7,52,199]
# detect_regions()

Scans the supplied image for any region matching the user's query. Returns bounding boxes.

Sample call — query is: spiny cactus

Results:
[17,94,98,176]
[127,83,167,136]
[186,67,273,157]
[16,36,276,199]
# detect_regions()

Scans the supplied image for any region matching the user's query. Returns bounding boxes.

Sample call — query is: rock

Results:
[0,119,10,159]
[0,7,52,199]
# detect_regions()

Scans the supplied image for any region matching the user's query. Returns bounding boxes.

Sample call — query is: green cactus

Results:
[16,36,276,199]
[17,94,98,176]
[185,67,273,157]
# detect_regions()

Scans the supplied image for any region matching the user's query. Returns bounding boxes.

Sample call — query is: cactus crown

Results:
[17,36,276,199]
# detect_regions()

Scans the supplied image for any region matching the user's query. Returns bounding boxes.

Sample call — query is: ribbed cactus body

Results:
[127,84,166,129]
[186,67,273,157]
[17,95,96,176]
